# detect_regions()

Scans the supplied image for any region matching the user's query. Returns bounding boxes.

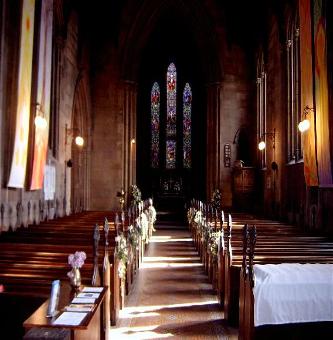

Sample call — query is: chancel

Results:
[0,0,333,339]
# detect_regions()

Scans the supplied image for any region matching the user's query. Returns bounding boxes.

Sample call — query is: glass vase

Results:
[70,267,81,289]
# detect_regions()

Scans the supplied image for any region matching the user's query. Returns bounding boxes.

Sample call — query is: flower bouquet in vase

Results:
[67,251,86,289]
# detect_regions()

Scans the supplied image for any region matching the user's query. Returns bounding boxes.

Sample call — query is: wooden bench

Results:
[0,212,131,336]
[221,215,333,324]
[238,225,333,340]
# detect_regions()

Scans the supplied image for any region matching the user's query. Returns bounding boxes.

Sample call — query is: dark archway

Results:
[120,0,222,216]
[136,11,206,216]
[70,72,91,213]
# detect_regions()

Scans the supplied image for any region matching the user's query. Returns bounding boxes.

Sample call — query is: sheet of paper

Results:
[53,312,88,326]
[76,292,100,299]
[82,286,103,293]
[65,304,94,312]
[71,297,96,304]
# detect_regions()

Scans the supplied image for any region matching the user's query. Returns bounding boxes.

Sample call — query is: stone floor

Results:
[109,225,238,339]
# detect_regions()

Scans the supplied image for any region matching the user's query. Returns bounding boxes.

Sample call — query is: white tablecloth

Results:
[253,263,333,326]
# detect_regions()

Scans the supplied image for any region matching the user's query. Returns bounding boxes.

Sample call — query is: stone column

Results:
[206,82,222,199]
[123,81,137,196]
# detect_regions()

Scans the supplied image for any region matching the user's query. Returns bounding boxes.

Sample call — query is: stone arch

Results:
[120,0,223,200]
[121,0,222,84]
[70,71,91,213]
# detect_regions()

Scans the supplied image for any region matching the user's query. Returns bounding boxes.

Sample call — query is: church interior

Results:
[0,0,333,339]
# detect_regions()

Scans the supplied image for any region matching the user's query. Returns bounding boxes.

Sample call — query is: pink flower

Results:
[68,251,86,268]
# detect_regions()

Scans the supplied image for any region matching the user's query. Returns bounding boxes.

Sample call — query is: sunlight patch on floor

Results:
[122,300,218,314]
[150,235,172,240]
[149,237,193,243]
[143,256,200,262]
[110,325,173,339]
[119,311,160,319]
[140,261,202,269]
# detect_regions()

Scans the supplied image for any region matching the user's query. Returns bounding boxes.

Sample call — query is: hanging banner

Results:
[8,0,36,188]
[313,0,332,186]
[30,0,53,190]
[299,0,318,186]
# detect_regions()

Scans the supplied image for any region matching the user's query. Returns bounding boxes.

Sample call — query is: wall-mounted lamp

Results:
[65,124,84,146]
[130,138,136,144]
[258,128,276,151]
[298,106,314,133]
[34,103,47,129]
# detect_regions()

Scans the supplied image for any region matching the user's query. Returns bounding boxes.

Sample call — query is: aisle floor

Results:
[109,226,238,339]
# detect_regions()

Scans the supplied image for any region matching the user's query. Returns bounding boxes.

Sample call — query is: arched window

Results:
[257,52,267,168]
[166,63,177,169]
[151,82,160,168]
[183,83,192,168]
[150,63,192,170]
[166,63,177,137]
[286,13,301,162]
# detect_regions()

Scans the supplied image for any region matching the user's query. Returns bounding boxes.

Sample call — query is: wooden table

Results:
[23,284,107,340]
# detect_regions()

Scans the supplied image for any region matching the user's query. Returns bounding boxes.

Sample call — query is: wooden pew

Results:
[222,215,333,324]
[0,211,127,331]
[238,225,333,340]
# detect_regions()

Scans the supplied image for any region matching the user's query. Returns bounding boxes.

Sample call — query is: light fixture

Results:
[298,106,314,133]
[258,140,266,150]
[65,124,84,146]
[131,138,136,144]
[34,115,47,129]
[258,128,275,151]
[34,103,47,129]
[75,136,84,146]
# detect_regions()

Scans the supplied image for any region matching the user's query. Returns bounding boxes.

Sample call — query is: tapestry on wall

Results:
[30,0,53,190]
[8,0,36,188]
[313,0,332,186]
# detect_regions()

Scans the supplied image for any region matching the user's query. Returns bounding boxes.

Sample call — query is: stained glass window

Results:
[166,63,177,137]
[150,63,192,170]
[166,140,176,169]
[183,83,192,168]
[151,82,160,168]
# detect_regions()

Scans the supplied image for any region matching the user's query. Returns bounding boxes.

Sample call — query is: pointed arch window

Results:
[183,83,192,168]
[150,62,192,169]
[166,63,177,137]
[286,13,301,162]
[166,63,177,169]
[257,53,267,168]
[151,82,160,168]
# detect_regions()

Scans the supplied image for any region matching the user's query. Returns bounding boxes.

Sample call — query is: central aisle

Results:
[110,226,238,339]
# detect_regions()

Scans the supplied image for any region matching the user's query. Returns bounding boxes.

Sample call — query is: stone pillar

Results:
[206,82,222,199]
[123,81,137,196]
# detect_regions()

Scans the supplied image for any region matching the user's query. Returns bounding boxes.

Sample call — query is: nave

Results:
[1,205,332,339]
[111,225,238,339]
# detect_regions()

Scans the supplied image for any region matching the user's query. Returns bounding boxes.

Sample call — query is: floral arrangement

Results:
[115,234,128,263]
[208,231,221,262]
[193,210,203,226]
[67,251,86,285]
[211,188,222,211]
[128,224,140,249]
[139,212,149,241]
[187,207,197,225]
[129,184,142,205]
[115,233,128,279]
[68,251,86,269]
